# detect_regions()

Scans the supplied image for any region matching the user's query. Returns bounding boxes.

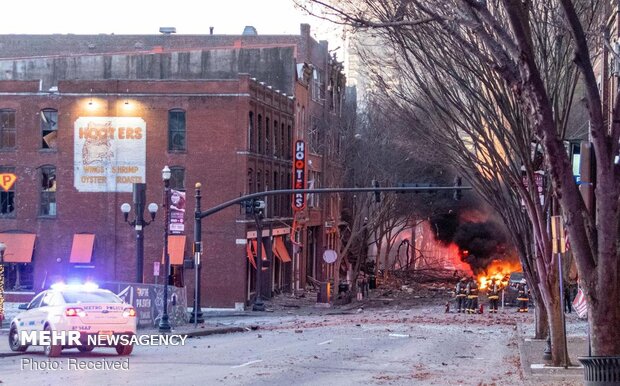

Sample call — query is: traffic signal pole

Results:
[193,184,472,311]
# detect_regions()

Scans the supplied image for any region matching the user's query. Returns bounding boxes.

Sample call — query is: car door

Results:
[19,292,45,333]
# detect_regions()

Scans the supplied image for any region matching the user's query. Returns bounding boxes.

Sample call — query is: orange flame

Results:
[477,259,521,289]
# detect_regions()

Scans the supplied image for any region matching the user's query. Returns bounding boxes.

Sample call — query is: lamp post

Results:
[190,183,204,324]
[159,166,172,332]
[120,183,158,283]
[0,242,5,326]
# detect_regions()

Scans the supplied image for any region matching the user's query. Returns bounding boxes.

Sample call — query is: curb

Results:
[0,352,24,358]
[183,326,247,338]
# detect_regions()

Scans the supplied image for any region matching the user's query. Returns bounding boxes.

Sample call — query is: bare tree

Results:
[301,0,619,358]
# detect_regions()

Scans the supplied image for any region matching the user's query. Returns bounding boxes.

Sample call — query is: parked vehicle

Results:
[503,272,525,306]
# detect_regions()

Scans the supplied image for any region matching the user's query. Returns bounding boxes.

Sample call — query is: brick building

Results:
[0,24,348,308]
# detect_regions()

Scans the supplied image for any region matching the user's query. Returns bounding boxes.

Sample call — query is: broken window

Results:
[0,166,16,217]
[168,109,186,151]
[39,165,57,217]
[40,109,58,149]
[0,109,16,149]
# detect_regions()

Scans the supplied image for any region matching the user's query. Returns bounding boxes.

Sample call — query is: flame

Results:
[476,259,521,289]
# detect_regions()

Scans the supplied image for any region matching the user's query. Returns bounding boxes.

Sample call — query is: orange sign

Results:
[0,173,17,192]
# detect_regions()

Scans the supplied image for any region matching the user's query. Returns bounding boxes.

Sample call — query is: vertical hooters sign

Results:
[293,140,306,210]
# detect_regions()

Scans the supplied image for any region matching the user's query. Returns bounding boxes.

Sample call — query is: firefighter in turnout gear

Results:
[455,277,468,313]
[517,278,529,312]
[487,278,500,313]
[466,277,479,314]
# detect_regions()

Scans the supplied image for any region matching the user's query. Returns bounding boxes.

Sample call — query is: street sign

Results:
[0,173,17,192]
[551,215,567,254]
[323,249,337,264]
[153,262,160,277]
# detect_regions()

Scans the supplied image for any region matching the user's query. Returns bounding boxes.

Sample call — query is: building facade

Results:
[0,24,347,308]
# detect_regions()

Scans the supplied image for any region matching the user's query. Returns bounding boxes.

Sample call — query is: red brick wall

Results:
[0,77,293,308]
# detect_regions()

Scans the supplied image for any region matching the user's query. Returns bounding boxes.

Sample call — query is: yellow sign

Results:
[0,173,17,192]
[551,215,566,254]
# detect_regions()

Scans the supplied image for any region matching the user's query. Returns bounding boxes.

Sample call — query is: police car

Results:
[8,283,136,357]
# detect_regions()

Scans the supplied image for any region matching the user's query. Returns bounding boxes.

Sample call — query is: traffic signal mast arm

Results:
[196,185,472,219]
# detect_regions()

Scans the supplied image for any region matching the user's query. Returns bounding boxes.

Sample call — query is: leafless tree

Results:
[301,0,619,359]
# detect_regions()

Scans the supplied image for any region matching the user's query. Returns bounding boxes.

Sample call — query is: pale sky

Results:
[1,0,344,50]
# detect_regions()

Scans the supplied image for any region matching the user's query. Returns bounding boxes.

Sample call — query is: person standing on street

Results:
[487,278,500,313]
[517,278,529,312]
[466,277,479,314]
[455,277,468,313]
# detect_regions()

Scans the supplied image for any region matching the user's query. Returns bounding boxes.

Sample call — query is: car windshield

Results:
[61,290,122,304]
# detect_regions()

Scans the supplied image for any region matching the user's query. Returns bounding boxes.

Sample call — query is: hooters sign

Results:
[292,140,306,210]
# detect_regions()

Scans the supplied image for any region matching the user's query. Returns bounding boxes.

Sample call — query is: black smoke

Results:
[430,211,509,274]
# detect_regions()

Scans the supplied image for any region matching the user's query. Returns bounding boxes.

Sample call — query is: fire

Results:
[476,259,521,290]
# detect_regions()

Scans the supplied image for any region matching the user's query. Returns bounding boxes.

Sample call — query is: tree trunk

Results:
[588,288,620,355]
[534,291,548,340]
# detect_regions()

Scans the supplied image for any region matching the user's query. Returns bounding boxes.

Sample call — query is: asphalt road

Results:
[0,309,525,386]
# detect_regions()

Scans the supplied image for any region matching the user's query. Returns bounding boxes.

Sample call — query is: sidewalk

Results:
[517,313,589,385]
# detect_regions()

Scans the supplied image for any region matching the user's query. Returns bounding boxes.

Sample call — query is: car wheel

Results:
[115,344,133,356]
[9,325,28,352]
[77,345,94,353]
[43,325,62,357]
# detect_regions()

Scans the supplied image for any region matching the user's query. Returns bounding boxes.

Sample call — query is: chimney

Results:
[209,26,214,35]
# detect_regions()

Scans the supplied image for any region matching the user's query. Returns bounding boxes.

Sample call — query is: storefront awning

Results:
[0,233,36,263]
[69,234,95,263]
[250,240,268,271]
[273,236,292,263]
[246,242,256,269]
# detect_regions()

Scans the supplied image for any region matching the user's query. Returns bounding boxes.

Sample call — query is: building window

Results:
[273,120,279,157]
[0,109,16,150]
[3,263,34,291]
[256,170,262,194]
[287,125,292,160]
[0,166,15,217]
[39,165,56,217]
[309,117,321,154]
[265,117,271,156]
[168,109,186,151]
[281,123,286,160]
[40,109,58,149]
[170,166,185,190]
[312,69,324,102]
[308,171,320,208]
[248,111,256,152]
[258,114,263,154]
[248,168,254,194]
[273,171,279,216]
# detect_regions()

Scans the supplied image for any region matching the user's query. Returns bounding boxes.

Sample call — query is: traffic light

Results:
[372,179,380,203]
[453,176,462,201]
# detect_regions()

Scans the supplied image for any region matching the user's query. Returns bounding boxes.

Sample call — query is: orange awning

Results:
[251,240,268,271]
[246,241,256,269]
[69,234,95,263]
[273,236,292,263]
[163,235,186,265]
[0,233,36,263]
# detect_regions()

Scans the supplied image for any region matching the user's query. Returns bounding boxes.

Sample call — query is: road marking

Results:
[232,360,263,368]
[318,340,332,345]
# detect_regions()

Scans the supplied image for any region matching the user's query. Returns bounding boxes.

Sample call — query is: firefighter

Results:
[455,277,468,313]
[517,278,529,312]
[466,277,479,314]
[487,277,500,313]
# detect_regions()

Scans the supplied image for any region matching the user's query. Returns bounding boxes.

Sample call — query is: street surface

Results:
[1,306,551,386]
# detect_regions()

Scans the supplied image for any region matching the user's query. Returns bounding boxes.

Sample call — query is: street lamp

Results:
[120,183,158,283]
[190,183,204,324]
[159,166,172,332]
[0,241,6,326]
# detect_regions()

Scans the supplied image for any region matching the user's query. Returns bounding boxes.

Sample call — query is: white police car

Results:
[8,283,137,357]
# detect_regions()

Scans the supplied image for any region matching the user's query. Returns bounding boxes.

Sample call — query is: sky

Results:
[1,0,344,49]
